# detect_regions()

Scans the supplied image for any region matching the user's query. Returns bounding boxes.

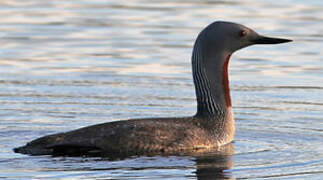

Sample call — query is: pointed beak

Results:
[252,35,292,44]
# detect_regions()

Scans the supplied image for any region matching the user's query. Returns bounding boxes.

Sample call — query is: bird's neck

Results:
[191,38,235,143]
[191,38,234,121]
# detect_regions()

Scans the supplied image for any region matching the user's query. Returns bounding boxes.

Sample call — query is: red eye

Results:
[239,30,247,37]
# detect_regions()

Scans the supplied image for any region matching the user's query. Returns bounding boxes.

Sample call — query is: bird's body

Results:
[15,116,233,155]
[14,21,291,156]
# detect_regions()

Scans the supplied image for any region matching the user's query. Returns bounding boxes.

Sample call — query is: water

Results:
[0,0,322,179]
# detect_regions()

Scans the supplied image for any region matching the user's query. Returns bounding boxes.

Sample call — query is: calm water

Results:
[1,0,322,179]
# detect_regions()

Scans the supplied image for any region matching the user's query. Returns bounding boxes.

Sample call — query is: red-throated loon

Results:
[14,21,291,156]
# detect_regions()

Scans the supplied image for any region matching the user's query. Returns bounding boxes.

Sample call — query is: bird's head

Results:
[198,21,292,55]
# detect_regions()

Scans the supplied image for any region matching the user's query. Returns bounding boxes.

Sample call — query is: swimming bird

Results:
[14,21,291,156]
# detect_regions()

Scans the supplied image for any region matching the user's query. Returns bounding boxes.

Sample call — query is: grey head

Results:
[197,21,292,56]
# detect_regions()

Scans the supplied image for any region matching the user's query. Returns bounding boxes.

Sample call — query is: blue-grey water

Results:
[1,0,322,179]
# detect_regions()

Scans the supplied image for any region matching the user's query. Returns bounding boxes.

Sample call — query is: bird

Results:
[14,21,291,156]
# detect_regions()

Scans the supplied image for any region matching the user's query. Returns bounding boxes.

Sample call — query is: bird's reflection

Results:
[51,143,234,179]
[193,143,234,180]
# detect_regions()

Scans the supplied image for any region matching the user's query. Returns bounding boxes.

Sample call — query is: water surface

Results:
[0,0,322,179]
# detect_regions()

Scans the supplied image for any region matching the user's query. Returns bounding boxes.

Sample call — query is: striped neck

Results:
[192,38,232,118]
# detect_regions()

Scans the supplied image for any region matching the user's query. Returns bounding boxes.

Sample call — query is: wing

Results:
[14,117,196,156]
